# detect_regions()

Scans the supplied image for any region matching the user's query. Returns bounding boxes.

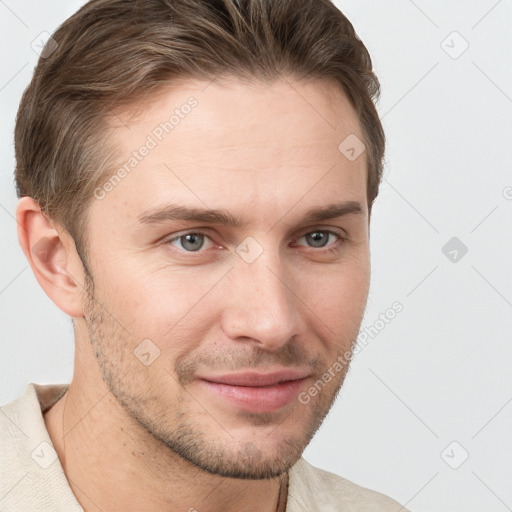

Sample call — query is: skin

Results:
[17,76,371,512]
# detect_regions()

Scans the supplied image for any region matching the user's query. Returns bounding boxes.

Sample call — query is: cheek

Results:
[92,262,224,355]
[299,257,370,335]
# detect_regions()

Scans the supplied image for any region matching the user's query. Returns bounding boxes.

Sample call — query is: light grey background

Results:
[1,1,511,511]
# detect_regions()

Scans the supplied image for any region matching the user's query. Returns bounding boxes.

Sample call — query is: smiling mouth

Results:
[195,369,311,413]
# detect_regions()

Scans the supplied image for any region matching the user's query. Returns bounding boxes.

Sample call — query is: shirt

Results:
[1,383,410,511]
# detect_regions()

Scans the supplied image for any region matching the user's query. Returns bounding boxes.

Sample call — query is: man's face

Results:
[80,77,370,479]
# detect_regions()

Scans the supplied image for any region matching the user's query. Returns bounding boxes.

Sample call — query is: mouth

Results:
[195,369,311,413]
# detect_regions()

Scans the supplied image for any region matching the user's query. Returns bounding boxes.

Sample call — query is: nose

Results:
[220,251,301,352]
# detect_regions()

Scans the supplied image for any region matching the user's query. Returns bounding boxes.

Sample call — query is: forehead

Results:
[96,77,367,226]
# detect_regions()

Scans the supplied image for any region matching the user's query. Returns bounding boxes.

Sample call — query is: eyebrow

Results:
[137,200,364,229]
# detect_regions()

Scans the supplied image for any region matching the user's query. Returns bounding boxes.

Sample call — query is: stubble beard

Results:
[82,273,354,479]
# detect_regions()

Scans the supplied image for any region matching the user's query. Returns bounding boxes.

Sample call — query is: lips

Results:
[195,369,310,413]
[198,369,310,387]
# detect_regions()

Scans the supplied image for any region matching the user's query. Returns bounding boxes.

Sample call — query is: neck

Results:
[44,372,288,512]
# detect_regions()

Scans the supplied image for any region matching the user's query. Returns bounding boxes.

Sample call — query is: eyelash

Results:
[164,229,347,256]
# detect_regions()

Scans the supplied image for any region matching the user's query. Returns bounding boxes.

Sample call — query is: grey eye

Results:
[305,231,330,248]
[171,233,209,252]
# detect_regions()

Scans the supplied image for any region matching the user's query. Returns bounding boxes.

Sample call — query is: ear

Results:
[16,196,86,318]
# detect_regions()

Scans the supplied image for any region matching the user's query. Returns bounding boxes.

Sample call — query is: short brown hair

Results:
[14,0,385,272]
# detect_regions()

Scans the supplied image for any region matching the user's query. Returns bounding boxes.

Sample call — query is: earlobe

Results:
[16,196,86,318]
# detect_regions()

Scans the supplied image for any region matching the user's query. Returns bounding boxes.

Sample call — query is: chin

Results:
[155,420,308,479]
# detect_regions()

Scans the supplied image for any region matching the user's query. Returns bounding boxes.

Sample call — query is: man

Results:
[1,0,410,510]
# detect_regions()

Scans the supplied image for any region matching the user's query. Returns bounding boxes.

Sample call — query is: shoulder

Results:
[0,383,68,440]
[1,383,82,512]
[287,457,410,512]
